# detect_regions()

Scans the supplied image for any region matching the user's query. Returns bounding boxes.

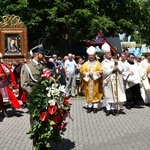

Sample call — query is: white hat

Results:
[29,44,46,57]
[101,43,111,53]
[86,46,96,55]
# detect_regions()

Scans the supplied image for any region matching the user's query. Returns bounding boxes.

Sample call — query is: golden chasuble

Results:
[80,60,103,103]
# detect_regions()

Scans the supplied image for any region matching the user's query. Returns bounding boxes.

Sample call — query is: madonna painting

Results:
[5,34,21,54]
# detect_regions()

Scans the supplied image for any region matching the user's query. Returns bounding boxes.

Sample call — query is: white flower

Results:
[56,99,63,108]
[47,92,51,97]
[51,83,59,89]
[46,83,65,102]
[46,87,50,91]
[54,88,60,95]
[51,89,55,96]
[58,85,66,93]
[48,99,56,105]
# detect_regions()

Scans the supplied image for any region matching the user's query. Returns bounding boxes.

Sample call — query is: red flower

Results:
[58,110,67,121]
[40,112,49,122]
[47,105,57,115]
[57,122,68,130]
[63,97,70,106]
[59,109,64,114]
[53,115,63,125]
[64,97,69,100]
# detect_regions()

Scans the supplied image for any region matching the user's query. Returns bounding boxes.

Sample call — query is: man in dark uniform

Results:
[20,44,46,149]
[20,44,46,107]
[43,51,55,72]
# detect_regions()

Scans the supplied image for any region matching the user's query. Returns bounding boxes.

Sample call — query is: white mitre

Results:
[86,46,96,55]
[101,43,111,53]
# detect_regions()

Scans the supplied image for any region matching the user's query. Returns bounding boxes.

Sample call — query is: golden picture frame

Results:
[0,28,28,58]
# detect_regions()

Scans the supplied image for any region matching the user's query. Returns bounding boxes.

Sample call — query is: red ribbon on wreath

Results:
[41,68,56,82]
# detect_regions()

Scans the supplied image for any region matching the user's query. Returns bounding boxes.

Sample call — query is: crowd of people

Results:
[0,42,150,117]
[81,43,150,115]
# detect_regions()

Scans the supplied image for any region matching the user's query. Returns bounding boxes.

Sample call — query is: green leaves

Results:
[27,69,71,149]
[90,16,115,36]
[17,0,28,7]
[0,0,149,52]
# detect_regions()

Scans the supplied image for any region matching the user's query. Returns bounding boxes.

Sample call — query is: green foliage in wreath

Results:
[27,69,71,150]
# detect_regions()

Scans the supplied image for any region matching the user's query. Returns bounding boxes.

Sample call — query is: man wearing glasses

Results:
[124,53,144,109]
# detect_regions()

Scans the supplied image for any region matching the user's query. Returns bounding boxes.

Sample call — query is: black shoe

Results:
[131,104,134,108]
[112,110,116,116]
[93,108,97,113]
[138,101,145,106]
[119,109,126,114]
[106,110,110,116]
[87,108,92,113]
[126,105,131,109]
[83,106,88,109]
[71,95,77,98]
[22,102,27,109]
[2,110,8,117]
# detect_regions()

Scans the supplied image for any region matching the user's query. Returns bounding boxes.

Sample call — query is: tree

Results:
[0,0,149,54]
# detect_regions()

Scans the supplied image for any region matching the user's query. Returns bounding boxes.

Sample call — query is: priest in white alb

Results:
[101,43,126,116]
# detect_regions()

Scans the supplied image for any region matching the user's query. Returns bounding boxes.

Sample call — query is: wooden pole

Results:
[113,46,119,116]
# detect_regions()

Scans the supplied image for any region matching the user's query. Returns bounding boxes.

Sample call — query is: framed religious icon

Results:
[0,14,28,58]
[5,33,21,54]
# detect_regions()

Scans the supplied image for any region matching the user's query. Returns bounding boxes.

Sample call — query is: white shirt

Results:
[64,59,77,74]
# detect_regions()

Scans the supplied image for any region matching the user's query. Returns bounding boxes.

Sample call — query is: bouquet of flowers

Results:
[27,68,71,150]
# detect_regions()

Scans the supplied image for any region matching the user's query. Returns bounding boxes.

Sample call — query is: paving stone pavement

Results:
[0,106,32,150]
[0,98,150,150]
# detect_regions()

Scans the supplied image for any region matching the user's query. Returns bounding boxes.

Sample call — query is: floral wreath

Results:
[27,68,72,150]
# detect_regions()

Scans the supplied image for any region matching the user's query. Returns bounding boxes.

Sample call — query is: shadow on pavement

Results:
[0,115,4,122]
[134,105,145,109]
[144,103,150,107]
[0,108,24,119]
[7,109,24,117]
[51,138,75,150]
